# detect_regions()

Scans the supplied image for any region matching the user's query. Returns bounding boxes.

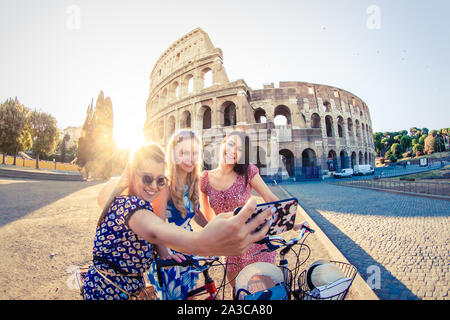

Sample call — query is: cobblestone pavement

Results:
[281,182,450,300]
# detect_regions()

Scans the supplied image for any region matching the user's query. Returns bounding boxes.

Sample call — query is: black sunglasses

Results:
[141,174,168,187]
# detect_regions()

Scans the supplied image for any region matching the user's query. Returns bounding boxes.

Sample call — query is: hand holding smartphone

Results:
[233,198,298,236]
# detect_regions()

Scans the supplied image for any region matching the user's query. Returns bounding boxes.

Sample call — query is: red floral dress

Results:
[200,164,276,274]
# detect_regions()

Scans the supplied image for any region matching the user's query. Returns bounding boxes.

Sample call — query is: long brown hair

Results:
[96,143,166,228]
[167,130,201,218]
[221,130,251,187]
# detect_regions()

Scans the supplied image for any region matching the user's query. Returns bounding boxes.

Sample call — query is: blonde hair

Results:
[167,130,201,218]
[97,143,166,228]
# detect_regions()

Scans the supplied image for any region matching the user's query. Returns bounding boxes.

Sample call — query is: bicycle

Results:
[233,224,357,300]
[155,255,230,300]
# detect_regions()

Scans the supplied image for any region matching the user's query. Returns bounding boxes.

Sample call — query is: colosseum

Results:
[143,28,376,181]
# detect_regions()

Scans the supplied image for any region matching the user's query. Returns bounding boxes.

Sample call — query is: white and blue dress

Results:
[147,186,200,300]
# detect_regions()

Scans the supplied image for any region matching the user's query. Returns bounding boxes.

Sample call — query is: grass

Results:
[389,164,450,182]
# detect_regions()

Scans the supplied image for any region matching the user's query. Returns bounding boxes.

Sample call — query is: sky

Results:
[1,0,449,149]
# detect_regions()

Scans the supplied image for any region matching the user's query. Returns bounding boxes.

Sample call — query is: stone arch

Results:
[168,115,175,137]
[327,149,338,172]
[185,74,194,94]
[279,149,295,177]
[200,105,212,129]
[323,100,331,113]
[202,67,213,88]
[351,151,357,168]
[355,119,361,137]
[340,150,349,169]
[347,118,353,136]
[170,81,179,100]
[311,113,321,129]
[302,148,317,167]
[180,110,191,128]
[254,108,267,123]
[358,151,363,165]
[160,88,168,107]
[222,101,237,126]
[325,115,334,137]
[157,119,164,140]
[337,116,344,138]
[274,105,291,126]
[364,151,368,164]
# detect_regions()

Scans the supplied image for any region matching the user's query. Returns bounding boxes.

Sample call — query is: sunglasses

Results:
[141,174,168,187]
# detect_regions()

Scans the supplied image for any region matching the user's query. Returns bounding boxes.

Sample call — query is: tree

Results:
[391,143,402,158]
[423,134,436,155]
[412,143,423,154]
[400,135,412,151]
[58,133,71,163]
[373,132,383,155]
[29,110,59,169]
[76,91,116,180]
[418,134,427,146]
[0,98,31,165]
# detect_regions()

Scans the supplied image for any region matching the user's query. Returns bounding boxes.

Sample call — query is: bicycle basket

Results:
[234,262,289,300]
[295,261,357,300]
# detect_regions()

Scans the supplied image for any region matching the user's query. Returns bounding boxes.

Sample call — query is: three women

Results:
[85,129,293,300]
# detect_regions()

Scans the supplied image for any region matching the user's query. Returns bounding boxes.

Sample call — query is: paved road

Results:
[281,181,450,300]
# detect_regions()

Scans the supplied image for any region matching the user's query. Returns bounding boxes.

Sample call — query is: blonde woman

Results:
[89,143,275,300]
[147,130,209,300]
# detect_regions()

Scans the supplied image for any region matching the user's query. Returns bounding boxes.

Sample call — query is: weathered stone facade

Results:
[143,28,375,180]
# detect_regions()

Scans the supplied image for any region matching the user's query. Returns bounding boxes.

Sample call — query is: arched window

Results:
[168,116,175,136]
[274,105,291,126]
[337,116,344,138]
[355,120,360,137]
[203,68,212,88]
[311,113,321,128]
[170,81,179,100]
[323,101,331,113]
[254,108,267,123]
[223,102,236,126]
[185,75,194,94]
[348,118,353,136]
[161,88,167,106]
[325,115,334,137]
[202,106,212,129]
[181,110,191,128]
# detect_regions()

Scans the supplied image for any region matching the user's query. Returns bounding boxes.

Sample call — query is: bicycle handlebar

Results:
[157,256,220,269]
[254,224,315,255]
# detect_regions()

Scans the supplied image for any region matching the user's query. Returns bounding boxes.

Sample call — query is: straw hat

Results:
[306,260,346,291]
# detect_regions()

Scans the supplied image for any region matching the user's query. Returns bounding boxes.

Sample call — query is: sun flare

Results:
[114,120,146,157]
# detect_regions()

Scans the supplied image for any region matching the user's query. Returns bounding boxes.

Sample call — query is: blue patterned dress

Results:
[147,186,200,300]
[83,196,155,300]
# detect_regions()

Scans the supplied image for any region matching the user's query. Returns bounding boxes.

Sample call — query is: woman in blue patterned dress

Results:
[147,130,209,300]
[87,143,275,300]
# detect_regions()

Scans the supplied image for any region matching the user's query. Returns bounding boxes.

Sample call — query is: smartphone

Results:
[233,198,298,236]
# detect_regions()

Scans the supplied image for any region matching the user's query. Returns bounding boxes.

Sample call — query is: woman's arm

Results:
[97,164,130,209]
[200,191,216,222]
[128,197,274,257]
[250,173,279,203]
[98,177,123,209]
